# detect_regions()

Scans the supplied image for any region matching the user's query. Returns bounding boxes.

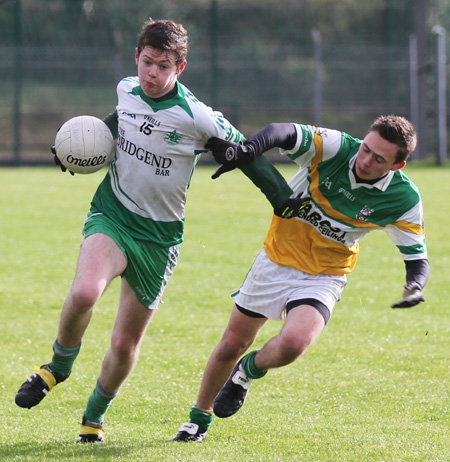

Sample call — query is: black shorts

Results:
[236,298,330,324]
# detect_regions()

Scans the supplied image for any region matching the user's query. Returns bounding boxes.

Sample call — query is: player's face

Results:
[355,130,406,180]
[135,46,186,99]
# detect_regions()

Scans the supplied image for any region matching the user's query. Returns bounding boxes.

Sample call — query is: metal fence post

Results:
[409,35,419,158]
[432,25,447,165]
[210,0,219,108]
[311,29,322,127]
[13,0,23,166]
[414,0,428,160]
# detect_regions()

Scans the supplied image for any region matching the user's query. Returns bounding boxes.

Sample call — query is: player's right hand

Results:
[51,146,74,175]
[205,137,255,166]
[274,196,311,218]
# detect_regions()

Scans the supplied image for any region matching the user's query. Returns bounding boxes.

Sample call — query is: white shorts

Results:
[232,249,347,323]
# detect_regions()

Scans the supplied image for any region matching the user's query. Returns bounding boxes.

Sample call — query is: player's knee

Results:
[217,335,251,362]
[110,334,139,362]
[69,284,101,310]
[278,332,311,364]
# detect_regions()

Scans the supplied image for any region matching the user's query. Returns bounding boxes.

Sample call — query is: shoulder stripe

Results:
[311,130,323,165]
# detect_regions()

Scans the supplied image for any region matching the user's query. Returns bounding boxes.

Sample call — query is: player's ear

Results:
[135,48,139,65]
[391,160,406,171]
[177,60,187,76]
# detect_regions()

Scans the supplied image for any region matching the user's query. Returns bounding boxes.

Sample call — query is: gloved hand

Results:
[205,137,255,166]
[51,145,74,175]
[391,282,425,308]
[274,196,311,218]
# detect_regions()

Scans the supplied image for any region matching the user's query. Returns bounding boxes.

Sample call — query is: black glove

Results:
[391,282,425,308]
[274,196,311,218]
[206,137,255,165]
[206,138,256,179]
[51,145,74,175]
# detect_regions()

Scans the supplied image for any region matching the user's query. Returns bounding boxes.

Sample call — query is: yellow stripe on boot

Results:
[35,366,57,390]
[77,418,105,443]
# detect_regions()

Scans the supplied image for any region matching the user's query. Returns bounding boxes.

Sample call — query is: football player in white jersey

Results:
[15,18,297,443]
[172,115,430,442]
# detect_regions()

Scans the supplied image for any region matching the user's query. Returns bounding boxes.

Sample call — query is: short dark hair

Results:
[137,19,188,66]
[369,115,417,163]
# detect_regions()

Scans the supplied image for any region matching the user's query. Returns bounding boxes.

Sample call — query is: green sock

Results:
[241,350,268,379]
[189,405,214,430]
[49,340,81,376]
[84,380,118,423]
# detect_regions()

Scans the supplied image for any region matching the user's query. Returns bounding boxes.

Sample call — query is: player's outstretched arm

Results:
[207,123,297,179]
[206,123,307,214]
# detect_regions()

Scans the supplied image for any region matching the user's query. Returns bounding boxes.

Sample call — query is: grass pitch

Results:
[0,163,449,461]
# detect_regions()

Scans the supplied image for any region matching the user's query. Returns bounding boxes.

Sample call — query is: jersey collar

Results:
[131,81,194,118]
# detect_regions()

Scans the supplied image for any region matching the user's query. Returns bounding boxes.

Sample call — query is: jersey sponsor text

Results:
[118,133,172,169]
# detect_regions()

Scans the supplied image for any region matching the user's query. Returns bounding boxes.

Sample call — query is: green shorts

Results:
[83,213,179,309]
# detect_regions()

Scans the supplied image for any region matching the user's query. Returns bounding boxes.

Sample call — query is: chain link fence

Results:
[0,0,445,166]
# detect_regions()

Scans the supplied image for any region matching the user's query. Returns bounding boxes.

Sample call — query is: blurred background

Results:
[0,0,448,166]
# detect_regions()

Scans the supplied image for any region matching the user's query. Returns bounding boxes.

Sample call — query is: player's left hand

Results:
[205,137,255,166]
[274,196,311,218]
[391,282,425,308]
[51,145,74,175]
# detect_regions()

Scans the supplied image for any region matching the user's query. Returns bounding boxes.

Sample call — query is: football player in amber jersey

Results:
[173,115,429,442]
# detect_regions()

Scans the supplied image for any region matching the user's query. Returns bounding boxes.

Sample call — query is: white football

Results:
[54,115,115,174]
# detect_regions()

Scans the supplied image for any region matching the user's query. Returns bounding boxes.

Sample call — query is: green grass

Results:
[0,164,449,461]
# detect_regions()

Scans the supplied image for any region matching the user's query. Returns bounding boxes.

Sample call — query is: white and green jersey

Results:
[264,124,427,276]
[90,78,244,247]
